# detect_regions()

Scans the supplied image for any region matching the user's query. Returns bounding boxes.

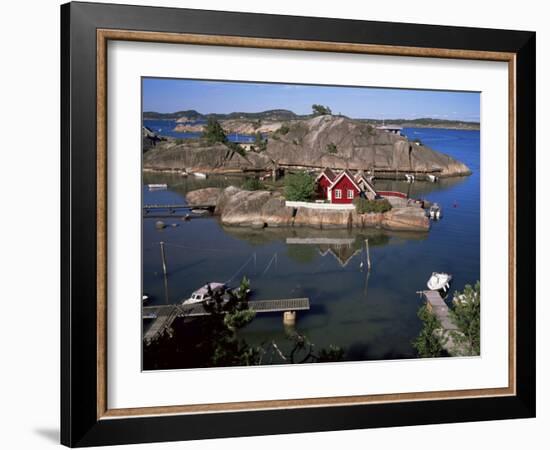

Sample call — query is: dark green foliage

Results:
[241,178,265,191]
[312,104,332,116]
[413,305,447,358]
[253,132,267,152]
[284,172,316,201]
[226,141,247,158]
[202,117,227,145]
[449,281,480,356]
[326,142,337,154]
[276,124,290,135]
[175,138,184,145]
[252,119,262,130]
[353,197,392,213]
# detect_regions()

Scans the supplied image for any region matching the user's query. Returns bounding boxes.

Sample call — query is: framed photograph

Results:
[61,1,535,447]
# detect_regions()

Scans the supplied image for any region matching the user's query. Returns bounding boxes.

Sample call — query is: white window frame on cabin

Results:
[335,189,342,199]
[347,189,355,199]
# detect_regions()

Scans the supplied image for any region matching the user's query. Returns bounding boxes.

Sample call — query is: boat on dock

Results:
[148,183,167,190]
[182,282,227,305]
[427,272,453,292]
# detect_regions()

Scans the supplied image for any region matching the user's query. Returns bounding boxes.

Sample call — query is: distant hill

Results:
[143,109,303,122]
[143,109,479,130]
[358,117,479,130]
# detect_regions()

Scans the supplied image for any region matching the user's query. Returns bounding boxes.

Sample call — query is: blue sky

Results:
[143,78,480,122]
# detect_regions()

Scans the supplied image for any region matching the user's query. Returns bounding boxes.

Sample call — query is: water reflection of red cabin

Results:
[315,168,378,204]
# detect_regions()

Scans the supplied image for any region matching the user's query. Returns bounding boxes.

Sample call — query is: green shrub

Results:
[175,138,184,145]
[241,178,265,191]
[326,142,337,154]
[202,118,227,145]
[276,124,290,135]
[352,197,392,213]
[284,172,315,201]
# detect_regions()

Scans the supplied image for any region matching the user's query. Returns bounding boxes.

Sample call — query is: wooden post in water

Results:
[160,241,167,277]
[365,239,371,271]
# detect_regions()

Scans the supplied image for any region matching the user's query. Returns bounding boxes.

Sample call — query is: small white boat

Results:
[191,208,209,215]
[427,272,453,292]
[182,282,226,305]
[148,183,167,190]
[429,203,442,220]
[142,294,149,305]
[427,174,438,183]
[405,174,415,183]
[192,172,208,179]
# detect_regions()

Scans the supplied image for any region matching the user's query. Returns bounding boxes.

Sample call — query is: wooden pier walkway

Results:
[143,298,310,344]
[143,204,214,210]
[420,290,461,355]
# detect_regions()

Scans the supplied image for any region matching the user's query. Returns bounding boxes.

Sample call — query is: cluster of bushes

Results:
[241,178,265,191]
[284,172,316,201]
[202,118,247,158]
[352,197,392,214]
[276,124,290,135]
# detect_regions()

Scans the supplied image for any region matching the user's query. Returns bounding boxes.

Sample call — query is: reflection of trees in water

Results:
[373,177,468,199]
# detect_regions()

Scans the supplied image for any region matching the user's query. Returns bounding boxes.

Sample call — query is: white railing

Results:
[285,201,355,210]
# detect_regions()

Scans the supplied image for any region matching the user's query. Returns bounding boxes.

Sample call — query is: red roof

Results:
[329,169,361,191]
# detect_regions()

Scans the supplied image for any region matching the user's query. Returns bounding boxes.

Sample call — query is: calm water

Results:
[144,119,258,142]
[142,128,480,366]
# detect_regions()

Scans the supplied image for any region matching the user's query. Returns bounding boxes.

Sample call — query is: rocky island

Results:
[186,186,430,232]
[143,114,471,177]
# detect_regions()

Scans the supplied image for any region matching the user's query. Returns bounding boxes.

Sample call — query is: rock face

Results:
[381,207,430,231]
[185,187,222,206]
[265,115,470,176]
[144,115,470,176]
[215,187,294,227]
[143,139,271,172]
[190,186,430,231]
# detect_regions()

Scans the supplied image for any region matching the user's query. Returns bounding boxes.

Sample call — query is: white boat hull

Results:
[427,272,452,291]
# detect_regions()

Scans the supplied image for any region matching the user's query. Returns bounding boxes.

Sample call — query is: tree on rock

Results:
[203,118,227,145]
[312,104,332,116]
[284,172,316,201]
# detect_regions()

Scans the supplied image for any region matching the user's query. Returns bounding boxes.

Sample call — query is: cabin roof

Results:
[329,169,361,191]
[354,173,377,194]
[316,167,337,182]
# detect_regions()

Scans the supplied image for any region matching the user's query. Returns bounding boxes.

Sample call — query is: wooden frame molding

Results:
[96,29,517,420]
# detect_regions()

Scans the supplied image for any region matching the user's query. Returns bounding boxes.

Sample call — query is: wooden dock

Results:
[420,290,461,355]
[143,204,214,210]
[143,298,310,344]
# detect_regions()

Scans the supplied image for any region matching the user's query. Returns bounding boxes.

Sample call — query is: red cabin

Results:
[315,168,336,199]
[315,168,380,204]
[328,170,362,204]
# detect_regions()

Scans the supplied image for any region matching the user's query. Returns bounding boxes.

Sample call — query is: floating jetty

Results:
[143,298,310,345]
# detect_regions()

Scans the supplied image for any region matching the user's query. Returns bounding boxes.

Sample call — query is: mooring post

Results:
[283,310,296,326]
[160,241,167,277]
[365,239,371,271]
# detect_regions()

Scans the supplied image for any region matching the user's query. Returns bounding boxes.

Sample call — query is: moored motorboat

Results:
[192,172,207,179]
[148,183,167,190]
[427,272,453,292]
[182,282,226,305]
[428,203,442,220]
